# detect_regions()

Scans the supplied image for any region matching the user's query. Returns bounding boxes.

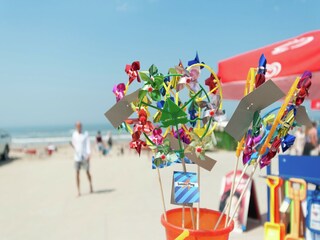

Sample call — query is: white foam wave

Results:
[12,134,131,145]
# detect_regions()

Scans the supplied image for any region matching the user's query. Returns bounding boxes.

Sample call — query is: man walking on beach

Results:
[71,121,93,196]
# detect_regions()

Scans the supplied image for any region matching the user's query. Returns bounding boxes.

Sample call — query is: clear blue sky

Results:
[0,0,319,127]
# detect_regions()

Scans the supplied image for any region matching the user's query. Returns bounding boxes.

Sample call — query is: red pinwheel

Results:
[259,136,281,168]
[150,128,164,145]
[205,74,218,94]
[296,71,312,106]
[113,83,126,102]
[125,61,141,84]
[132,109,154,134]
[129,131,146,155]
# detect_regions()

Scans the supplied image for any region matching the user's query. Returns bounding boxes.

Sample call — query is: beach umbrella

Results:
[218,30,320,100]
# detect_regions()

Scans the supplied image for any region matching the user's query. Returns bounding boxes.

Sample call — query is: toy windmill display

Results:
[105,52,313,240]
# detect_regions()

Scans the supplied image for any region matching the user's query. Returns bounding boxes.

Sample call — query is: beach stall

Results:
[218,31,320,239]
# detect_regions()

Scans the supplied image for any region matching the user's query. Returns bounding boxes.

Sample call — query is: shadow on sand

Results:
[245,212,266,231]
[93,188,116,194]
[0,156,21,167]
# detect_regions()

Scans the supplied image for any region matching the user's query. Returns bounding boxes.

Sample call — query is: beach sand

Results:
[0,143,268,240]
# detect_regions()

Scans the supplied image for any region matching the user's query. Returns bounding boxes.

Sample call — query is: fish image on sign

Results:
[173,171,199,204]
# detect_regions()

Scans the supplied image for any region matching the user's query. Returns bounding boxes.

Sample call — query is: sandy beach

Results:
[0,142,268,240]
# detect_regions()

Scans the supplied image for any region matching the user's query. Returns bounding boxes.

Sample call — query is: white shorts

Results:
[74,160,89,171]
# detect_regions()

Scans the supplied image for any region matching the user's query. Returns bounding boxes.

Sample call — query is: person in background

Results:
[303,122,319,156]
[96,131,109,156]
[71,122,93,196]
[106,131,113,149]
[96,131,104,152]
[291,127,305,156]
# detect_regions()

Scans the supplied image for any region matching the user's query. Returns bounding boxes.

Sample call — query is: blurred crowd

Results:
[290,121,319,156]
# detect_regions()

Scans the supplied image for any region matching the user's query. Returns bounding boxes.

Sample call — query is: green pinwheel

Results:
[149,139,177,167]
[139,64,165,102]
[185,132,213,160]
[252,111,262,137]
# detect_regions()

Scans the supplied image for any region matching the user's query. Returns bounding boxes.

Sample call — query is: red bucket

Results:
[161,208,234,240]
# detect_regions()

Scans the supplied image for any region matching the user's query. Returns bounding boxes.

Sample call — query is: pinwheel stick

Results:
[197,165,200,230]
[143,132,168,222]
[223,69,256,228]
[227,160,259,226]
[175,124,196,230]
[157,167,167,221]
[224,137,244,227]
[213,162,249,230]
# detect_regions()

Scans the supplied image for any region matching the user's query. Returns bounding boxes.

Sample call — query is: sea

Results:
[3,101,320,147]
[4,123,130,147]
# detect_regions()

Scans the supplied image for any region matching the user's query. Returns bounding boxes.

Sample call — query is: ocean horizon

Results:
[3,100,319,146]
[2,122,130,146]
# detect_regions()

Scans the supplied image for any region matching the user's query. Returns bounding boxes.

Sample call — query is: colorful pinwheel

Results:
[129,131,146,156]
[125,61,141,84]
[185,132,213,160]
[113,83,126,102]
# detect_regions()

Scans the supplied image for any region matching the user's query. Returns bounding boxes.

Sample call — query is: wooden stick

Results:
[190,206,196,230]
[224,156,240,227]
[157,167,167,221]
[222,69,254,227]
[176,123,196,230]
[182,206,185,228]
[197,165,200,230]
[214,163,249,230]
[227,161,259,226]
[181,157,186,229]
[224,136,245,227]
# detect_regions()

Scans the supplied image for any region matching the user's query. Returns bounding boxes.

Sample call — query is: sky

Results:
[0,0,319,128]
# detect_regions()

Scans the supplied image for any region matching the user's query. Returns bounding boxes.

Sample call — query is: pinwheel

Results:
[150,128,164,145]
[281,134,296,152]
[152,156,174,169]
[205,74,218,95]
[176,68,200,92]
[173,128,191,144]
[188,104,198,127]
[296,71,312,106]
[242,132,255,165]
[125,61,141,84]
[252,111,262,137]
[185,132,213,160]
[278,109,295,138]
[255,54,267,88]
[113,83,126,102]
[197,101,222,124]
[160,76,172,96]
[259,136,281,168]
[129,131,146,156]
[187,52,205,69]
[126,108,154,135]
[151,139,178,167]
[139,65,166,101]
